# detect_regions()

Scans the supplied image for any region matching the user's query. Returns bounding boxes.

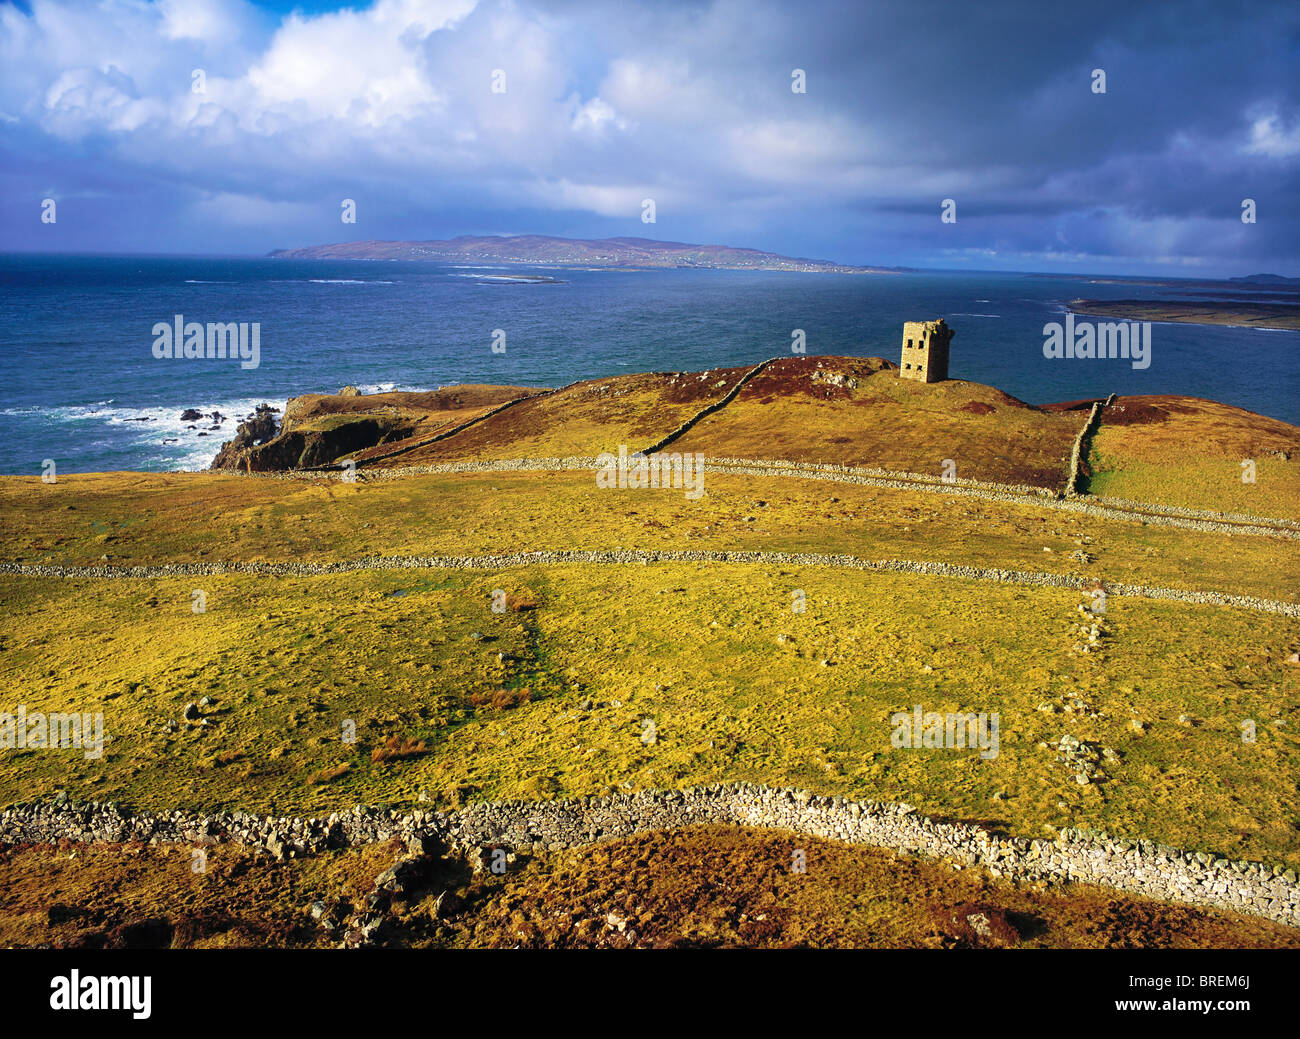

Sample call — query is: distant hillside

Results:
[1230,273,1300,286]
[268,234,895,273]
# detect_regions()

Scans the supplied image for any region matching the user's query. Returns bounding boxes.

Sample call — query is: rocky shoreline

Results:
[3,784,1296,927]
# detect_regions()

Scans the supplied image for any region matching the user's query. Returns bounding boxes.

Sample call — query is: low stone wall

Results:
[2,785,1296,927]
[1065,394,1115,497]
[4,549,1296,616]
[636,357,778,456]
[704,454,1059,499]
[297,383,574,473]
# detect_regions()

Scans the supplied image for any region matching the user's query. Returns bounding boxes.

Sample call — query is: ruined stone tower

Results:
[899,319,954,383]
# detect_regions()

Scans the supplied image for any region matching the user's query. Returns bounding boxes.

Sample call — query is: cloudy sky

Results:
[2,0,1297,276]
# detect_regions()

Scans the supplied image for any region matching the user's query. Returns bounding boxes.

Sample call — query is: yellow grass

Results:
[2,562,1297,865]
[1088,396,1300,520]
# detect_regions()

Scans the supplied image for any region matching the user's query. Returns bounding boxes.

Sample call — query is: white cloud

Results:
[246,0,475,124]
[159,0,248,44]
[570,96,628,134]
[528,177,656,217]
[42,66,164,137]
[1245,112,1300,158]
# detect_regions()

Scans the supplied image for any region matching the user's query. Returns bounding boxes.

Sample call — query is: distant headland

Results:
[268,234,900,274]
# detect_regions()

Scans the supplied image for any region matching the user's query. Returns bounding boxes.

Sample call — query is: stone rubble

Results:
[2,784,1296,928]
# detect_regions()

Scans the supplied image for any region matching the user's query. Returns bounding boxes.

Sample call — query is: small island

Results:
[1068,297,1300,330]
[270,233,901,274]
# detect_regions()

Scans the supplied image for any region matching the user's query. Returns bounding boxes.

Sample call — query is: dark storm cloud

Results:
[0,0,1296,275]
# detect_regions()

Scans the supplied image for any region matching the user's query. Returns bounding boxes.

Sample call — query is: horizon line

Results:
[1,248,1293,285]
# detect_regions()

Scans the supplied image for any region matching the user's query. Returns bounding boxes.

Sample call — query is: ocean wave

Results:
[449,272,560,284]
[947,313,1001,318]
[1,399,115,417]
[5,385,462,472]
[12,397,284,472]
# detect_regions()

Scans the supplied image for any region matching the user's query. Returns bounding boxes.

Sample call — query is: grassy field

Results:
[1086,396,1300,520]
[4,364,1299,947]
[3,559,1297,864]
[395,366,755,464]
[2,468,1296,605]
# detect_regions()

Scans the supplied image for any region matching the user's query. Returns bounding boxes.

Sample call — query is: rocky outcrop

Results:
[210,399,415,472]
[249,420,412,471]
[209,404,280,471]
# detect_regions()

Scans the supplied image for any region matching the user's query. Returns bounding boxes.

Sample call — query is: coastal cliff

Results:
[210,385,538,472]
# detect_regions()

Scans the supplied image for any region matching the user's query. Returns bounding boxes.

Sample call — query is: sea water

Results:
[1,254,1295,474]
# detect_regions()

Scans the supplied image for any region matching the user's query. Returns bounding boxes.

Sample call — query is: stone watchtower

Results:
[899,319,954,383]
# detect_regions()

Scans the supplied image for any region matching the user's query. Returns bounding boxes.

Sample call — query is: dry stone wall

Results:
[4,549,1296,616]
[1066,393,1116,496]
[3,784,1296,927]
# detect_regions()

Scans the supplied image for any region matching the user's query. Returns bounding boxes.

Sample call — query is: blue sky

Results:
[1,0,1297,276]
